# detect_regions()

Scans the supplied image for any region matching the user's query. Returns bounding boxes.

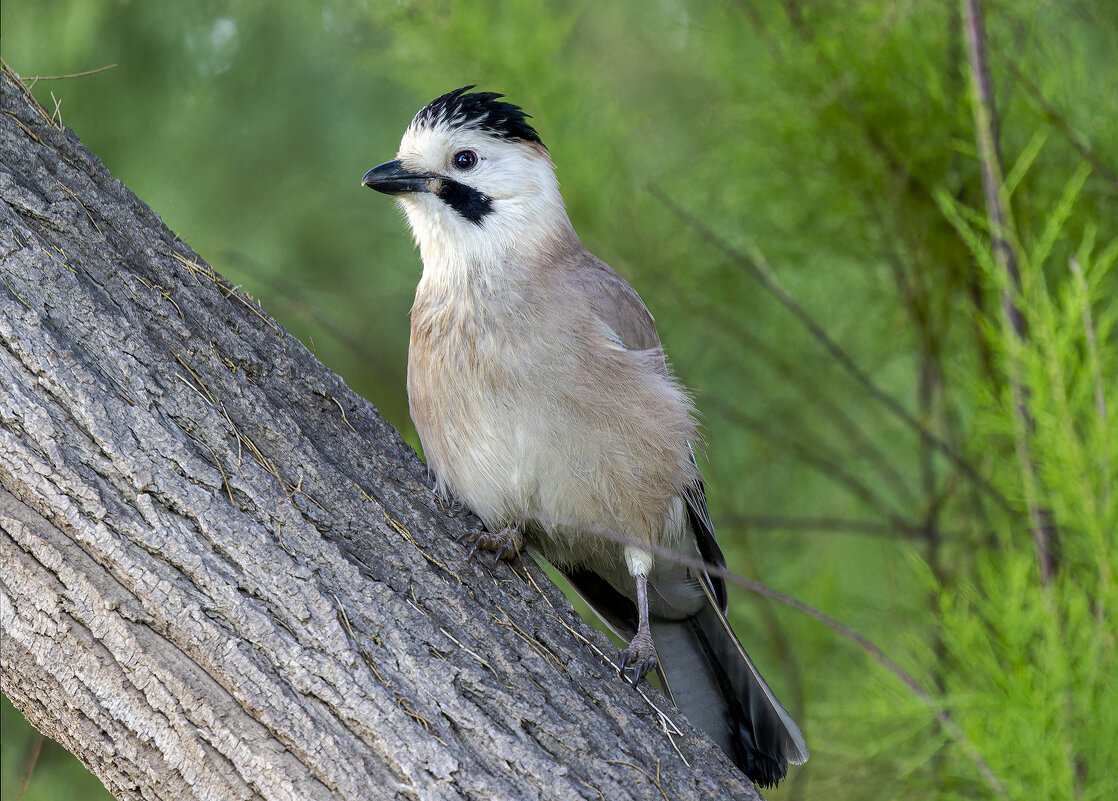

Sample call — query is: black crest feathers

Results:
[410,86,544,147]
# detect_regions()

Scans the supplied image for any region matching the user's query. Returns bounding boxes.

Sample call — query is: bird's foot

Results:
[458,525,523,561]
[437,495,467,514]
[619,629,658,687]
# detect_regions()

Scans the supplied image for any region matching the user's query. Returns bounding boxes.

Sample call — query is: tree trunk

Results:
[0,67,758,800]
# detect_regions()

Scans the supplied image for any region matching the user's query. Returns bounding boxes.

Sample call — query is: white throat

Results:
[400,188,575,291]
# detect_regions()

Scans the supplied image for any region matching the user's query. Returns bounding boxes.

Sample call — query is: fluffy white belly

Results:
[422,383,599,537]
[408,283,697,576]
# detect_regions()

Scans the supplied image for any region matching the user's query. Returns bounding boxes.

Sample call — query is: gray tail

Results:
[653,581,809,787]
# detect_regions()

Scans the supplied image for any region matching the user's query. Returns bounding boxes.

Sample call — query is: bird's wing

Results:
[572,255,663,353]
[572,255,727,607]
[682,468,729,612]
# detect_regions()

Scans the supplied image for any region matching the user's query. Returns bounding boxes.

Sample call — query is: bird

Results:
[362,86,809,786]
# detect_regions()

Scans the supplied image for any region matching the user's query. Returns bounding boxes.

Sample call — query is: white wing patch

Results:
[599,319,628,350]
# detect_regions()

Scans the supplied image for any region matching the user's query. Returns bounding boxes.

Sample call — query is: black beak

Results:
[361,160,435,195]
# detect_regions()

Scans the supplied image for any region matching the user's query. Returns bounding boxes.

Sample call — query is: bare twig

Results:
[731,574,1008,799]
[961,0,1058,582]
[994,52,1118,190]
[606,760,670,801]
[1069,256,1110,508]
[0,57,56,128]
[720,514,919,538]
[1069,256,1108,427]
[910,253,950,784]
[706,396,922,536]
[15,734,45,801]
[655,267,921,509]
[48,91,63,129]
[21,63,118,85]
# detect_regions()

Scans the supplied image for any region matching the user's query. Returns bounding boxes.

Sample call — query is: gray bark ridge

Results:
[0,68,758,800]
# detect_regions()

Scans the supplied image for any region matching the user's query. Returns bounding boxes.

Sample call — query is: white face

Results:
[397,123,552,208]
[392,121,573,278]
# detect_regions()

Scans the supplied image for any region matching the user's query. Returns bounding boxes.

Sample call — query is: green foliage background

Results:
[2,1,1115,799]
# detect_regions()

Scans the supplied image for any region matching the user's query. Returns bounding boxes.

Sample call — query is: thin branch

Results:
[729,575,1008,799]
[1069,255,1110,508]
[730,1,785,60]
[906,230,951,787]
[649,184,1013,513]
[22,63,119,90]
[961,0,1058,582]
[993,50,1118,191]
[779,0,814,41]
[1069,256,1108,426]
[15,734,46,801]
[654,266,921,509]
[719,514,919,539]
[706,395,923,537]
[875,217,956,528]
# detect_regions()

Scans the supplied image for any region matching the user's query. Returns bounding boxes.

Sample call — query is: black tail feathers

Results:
[655,586,808,787]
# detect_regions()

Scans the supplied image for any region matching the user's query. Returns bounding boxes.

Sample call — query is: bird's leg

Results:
[458,523,523,562]
[437,493,467,514]
[620,571,658,687]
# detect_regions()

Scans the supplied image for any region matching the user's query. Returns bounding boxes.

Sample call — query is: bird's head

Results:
[363,87,576,277]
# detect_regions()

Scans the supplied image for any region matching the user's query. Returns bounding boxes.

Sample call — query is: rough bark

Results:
[0,67,758,801]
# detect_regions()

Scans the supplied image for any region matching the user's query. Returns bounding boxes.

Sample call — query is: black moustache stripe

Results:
[436,179,494,225]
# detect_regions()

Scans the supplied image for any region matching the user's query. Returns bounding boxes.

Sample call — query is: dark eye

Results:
[453,150,478,171]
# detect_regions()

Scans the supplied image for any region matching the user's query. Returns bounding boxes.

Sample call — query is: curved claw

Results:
[458,525,523,562]
[619,653,657,687]
[619,631,658,688]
